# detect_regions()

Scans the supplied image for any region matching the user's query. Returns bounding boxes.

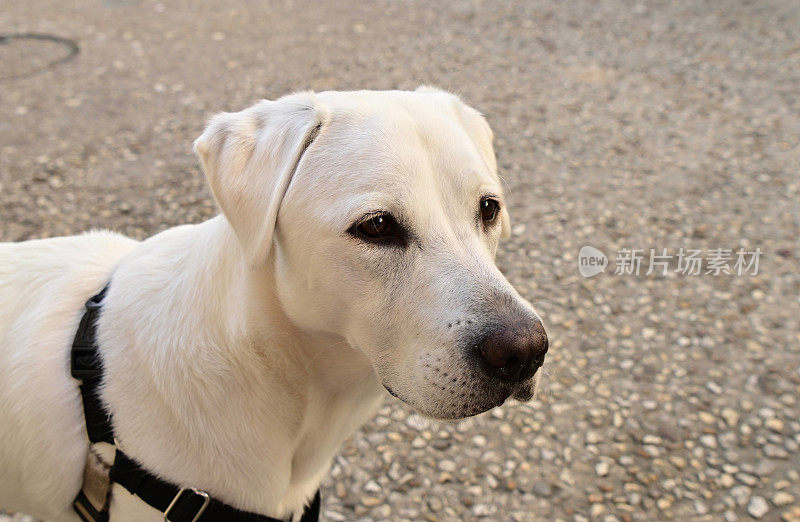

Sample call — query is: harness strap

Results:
[70,285,114,444]
[110,451,321,522]
[70,284,321,522]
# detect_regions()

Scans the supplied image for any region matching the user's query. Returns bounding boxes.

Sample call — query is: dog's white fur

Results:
[0,88,542,521]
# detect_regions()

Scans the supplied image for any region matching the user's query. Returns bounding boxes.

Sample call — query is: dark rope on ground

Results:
[0,32,80,80]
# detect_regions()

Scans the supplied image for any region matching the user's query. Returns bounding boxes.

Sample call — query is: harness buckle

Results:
[163,487,211,522]
[72,449,112,522]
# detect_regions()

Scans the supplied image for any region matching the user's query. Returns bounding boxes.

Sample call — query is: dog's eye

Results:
[350,213,404,245]
[479,198,500,224]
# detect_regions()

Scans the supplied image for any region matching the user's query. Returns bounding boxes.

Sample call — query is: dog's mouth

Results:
[489,376,537,407]
[510,373,538,401]
[382,374,537,421]
[383,383,404,401]
[510,383,534,402]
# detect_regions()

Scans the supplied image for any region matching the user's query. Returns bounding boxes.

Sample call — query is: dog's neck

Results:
[98,216,385,518]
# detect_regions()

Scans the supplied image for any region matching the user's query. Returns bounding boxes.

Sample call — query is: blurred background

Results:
[1,1,799,520]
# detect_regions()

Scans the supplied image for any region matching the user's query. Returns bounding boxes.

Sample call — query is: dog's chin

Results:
[383,375,537,421]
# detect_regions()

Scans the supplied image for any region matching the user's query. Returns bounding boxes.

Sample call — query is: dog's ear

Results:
[417,86,512,239]
[194,92,329,266]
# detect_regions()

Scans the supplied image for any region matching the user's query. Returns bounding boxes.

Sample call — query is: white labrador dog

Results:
[0,88,548,522]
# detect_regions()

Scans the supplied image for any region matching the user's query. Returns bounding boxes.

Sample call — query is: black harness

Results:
[70,285,321,522]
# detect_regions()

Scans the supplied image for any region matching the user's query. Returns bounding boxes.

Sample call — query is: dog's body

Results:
[0,89,547,521]
[0,223,382,521]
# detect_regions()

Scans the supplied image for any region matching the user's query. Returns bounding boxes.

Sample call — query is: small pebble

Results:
[747,496,769,518]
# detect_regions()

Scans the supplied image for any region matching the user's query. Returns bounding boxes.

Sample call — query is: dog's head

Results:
[194,88,547,420]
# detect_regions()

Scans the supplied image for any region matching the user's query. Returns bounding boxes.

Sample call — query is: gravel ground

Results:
[2,1,799,521]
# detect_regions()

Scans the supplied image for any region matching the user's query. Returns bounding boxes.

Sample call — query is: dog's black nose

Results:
[478,319,548,383]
